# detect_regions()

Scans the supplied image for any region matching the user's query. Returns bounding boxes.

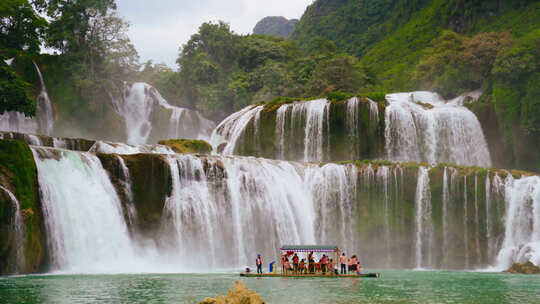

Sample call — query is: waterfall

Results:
[496,175,540,269]
[474,175,481,266]
[415,166,433,269]
[210,105,264,155]
[347,98,360,159]
[464,175,469,268]
[276,104,290,160]
[162,155,316,267]
[442,167,450,266]
[167,108,185,139]
[0,62,54,136]
[305,163,357,254]
[12,140,540,272]
[33,62,54,136]
[274,99,331,162]
[301,99,330,162]
[485,173,492,263]
[376,166,392,266]
[116,155,136,225]
[384,91,491,167]
[162,155,219,267]
[0,186,25,272]
[120,82,155,144]
[32,147,143,273]
[117,82,215,145]
[368,98,379,126]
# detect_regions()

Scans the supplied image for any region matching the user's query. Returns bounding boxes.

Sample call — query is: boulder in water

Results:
[505,261,540,274]
[200,281,264,304]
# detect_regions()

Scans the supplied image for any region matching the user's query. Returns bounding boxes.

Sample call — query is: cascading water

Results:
[414,166,434,269]
[116,82,215,145]
[210,105,264,155]
[442,167,450,266]
[162,155,316,267]
[299,99,329,162]
[474,175,481,265]
[32,147,146,273]
[116,155,136,225]
[384,91,491,167]
[376,166,392,266]
[33,62,54,136]
[305,163,357,254]
[0,186,25,272]
[12,139,539,272]
[347,98,360,159]
[274,99,330,162]
[0,62,54,136]
[496,175,540,269]
[464,175,470,268]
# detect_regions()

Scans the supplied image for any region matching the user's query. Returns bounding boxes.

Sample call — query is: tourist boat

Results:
[240,245,380,278]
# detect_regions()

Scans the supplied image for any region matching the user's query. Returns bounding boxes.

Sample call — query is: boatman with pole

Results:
[256,254,263,274]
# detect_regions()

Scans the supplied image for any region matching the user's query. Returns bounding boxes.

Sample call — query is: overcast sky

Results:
[115,0,312,68]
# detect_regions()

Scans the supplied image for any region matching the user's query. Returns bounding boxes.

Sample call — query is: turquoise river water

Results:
[1,271,539,303]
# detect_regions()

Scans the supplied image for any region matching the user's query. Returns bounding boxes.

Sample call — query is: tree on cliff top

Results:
[0,0,46,115]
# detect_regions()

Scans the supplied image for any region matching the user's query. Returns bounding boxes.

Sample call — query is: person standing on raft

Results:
[256,254,263,274]
[340,253,347,274]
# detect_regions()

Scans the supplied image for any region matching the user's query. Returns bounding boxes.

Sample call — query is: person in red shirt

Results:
[321,254,328,274]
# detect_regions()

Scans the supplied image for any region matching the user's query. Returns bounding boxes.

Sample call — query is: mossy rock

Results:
[158,139,212,154]
[505,261,540,274]
[0,139,45,274]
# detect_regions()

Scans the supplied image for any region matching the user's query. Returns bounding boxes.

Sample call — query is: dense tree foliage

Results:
[171,21,372,120]
[35,0,138,109]
[0,0,46,115]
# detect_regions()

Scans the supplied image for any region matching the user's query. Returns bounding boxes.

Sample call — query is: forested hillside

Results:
[290,0,540,172]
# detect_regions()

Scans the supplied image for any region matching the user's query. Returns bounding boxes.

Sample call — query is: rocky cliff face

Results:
[253,16,298,38]
[0,140,46,274]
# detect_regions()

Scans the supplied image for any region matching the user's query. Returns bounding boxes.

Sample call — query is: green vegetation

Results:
[0,140,37,212]
[0,139,44,273]
[158,139,213,155]
[288,0,540,172]
[0,0,46,115]
[168,21,374,121]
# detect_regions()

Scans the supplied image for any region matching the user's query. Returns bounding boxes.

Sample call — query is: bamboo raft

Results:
[243,245,380,279]
[240,272,379,278]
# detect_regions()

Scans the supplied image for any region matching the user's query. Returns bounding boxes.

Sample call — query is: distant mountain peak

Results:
[253,16,298,38]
